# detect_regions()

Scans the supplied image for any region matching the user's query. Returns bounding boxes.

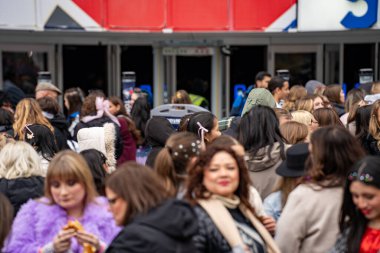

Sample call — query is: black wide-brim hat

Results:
[276,143,309,178]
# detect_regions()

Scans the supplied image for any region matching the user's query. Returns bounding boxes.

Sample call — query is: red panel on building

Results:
[73,0,104,26]
[167,0,229,30]
[233,0,296,30]
[106,0,166,30]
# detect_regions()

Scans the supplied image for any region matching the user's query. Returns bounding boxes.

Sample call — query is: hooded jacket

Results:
[105,199,198,253]
[145,117,175,168]
[48,113,70,150]
[245,143,288,199]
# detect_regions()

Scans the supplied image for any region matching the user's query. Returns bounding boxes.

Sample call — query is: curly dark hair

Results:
[185,145,255,214]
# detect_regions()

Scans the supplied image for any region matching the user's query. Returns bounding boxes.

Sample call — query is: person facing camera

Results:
[105,162,198,253]
[186,145,280,253]
[4,150,119,253]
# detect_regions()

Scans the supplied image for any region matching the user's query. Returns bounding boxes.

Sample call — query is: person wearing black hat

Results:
[263,143,309,221]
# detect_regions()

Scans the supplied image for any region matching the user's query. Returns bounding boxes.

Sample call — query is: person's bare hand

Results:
[53,228,75,253]
[261,216,276,235]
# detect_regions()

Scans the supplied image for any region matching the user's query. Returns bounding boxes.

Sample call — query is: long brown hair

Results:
[185,146,254,213]
[313,108,344,127]
[108,96,141,143]
[106,162,170,226]
[44,150,98,206]
[307,126,365,187]
[323,84,342,104]
[13,98,54,140]
[0,193,13,250]
[155,132,200,196]
[274,177,303,207]
[369,100,380,148]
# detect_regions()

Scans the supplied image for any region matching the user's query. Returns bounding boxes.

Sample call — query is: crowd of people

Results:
[0,74,380,253]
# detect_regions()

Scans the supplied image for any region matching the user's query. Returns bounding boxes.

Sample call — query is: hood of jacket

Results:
[145,116,175,147]
[49,113,69,131]
[131,199,198,240]
[245,142,287,172]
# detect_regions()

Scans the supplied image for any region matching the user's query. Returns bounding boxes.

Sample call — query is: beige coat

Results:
[245,143,289,199]
[275,183,343,253]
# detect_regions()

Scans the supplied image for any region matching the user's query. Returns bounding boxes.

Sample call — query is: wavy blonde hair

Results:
[13,98,54,140]
[369,100,380,148]
[0,141,44,179]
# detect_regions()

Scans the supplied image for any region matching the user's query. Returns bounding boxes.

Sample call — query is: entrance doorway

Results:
[269,45,323,86]
[62,45,107,95]
[163,47,213,110]
[177,56,211,108]
[0,44,55,99]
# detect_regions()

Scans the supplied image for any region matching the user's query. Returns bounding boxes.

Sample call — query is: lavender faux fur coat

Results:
[4,197,120,253]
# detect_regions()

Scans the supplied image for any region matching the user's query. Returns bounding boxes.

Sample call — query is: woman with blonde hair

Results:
[280,121,308,144]
[291,110,319,135]
[12,98,54,140]
[155,131,201,198]
[0,141,44,214]
[5,150,119,253]
[283,85,307,112]
[295,97,314,113]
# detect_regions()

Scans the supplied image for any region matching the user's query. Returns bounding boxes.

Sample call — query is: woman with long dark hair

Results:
[330,156,380,253]
[238,105,287,199]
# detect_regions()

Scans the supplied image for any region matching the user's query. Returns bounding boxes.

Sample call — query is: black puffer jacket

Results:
[105,199,198,253]
[74,116,123,159]
[0,176,44,215]
[145,117,175,168]
[193,205,232,253]
[362,134,380,156]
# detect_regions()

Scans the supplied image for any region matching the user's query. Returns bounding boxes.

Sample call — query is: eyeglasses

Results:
[107,197,119,205]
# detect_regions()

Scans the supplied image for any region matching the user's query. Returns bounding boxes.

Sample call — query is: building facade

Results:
[0,0,379,117]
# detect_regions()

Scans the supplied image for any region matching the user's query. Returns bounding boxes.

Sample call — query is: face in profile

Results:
[202,151,239,198]
[105,187,128,226]
[205,118,221,143]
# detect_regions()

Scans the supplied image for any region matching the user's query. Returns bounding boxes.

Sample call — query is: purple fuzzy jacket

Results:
[4,197,120,253]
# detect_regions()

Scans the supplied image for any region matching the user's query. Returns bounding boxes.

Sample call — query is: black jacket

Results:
[193,205,232,253]
[105,199,198,253]
[49,113,70,151]
[145,117,175,168]
[0,176,44,215]
[362,134,380,156]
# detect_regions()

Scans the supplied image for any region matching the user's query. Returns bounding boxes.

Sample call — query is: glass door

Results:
[0,44,55,98]
[269,45,323,86]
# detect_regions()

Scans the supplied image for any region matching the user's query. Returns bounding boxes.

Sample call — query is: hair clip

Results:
[348,171,374,183]
[24,124,34,140]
